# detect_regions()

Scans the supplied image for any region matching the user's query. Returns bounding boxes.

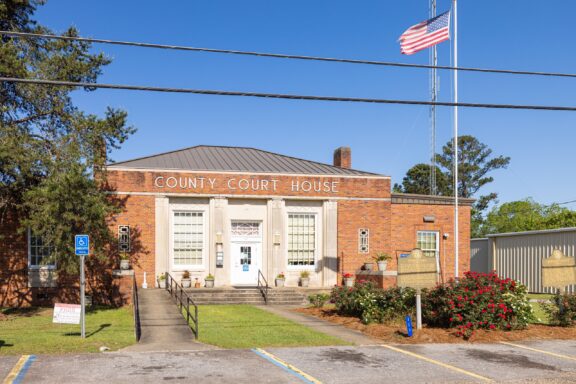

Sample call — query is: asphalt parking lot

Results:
[2,340,576,383]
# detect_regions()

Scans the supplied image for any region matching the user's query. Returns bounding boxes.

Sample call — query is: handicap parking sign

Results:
[75,235,89,256]
[242,264,249,272]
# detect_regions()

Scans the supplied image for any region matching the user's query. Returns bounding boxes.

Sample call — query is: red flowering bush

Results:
[422,271,534,338]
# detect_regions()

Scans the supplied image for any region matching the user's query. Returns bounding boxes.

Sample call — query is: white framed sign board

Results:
[53,303,81,324]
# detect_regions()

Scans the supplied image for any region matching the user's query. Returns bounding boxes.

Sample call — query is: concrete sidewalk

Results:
[122,289,215,352]
[259,305,379,346]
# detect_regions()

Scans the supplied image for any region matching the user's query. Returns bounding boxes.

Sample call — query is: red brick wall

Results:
[108,195,156,289]
[391,203,471,282]
[337,200,392,276]
[106,170,391,199]
[0,212,31,307]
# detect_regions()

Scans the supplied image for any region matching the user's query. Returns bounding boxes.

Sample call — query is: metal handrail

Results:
[132,273,141,341]
[257,269,269,305]
[164,272,199,338]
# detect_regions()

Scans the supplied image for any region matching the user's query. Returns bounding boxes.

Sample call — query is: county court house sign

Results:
[153,175,340,193]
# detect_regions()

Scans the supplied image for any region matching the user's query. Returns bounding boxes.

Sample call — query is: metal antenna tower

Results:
[429,0,438,195]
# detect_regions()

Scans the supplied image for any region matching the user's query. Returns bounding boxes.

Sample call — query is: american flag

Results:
[399,11,451,55]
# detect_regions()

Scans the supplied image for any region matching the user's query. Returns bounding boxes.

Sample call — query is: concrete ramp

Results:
[122,289,215,352]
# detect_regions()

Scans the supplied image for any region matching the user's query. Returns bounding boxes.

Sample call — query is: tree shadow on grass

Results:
[64,323,111,338]
[0,340,14,350]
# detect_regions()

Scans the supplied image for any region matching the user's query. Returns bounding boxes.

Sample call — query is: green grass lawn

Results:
[528,293,554,301]
[196,305,348,349]
[529,301,552,325]
[0,306,136,355]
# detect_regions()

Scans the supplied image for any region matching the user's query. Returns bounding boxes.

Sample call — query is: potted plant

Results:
[343,272,354,287]
[363,261,374,271]
[300,271,310,287]
[374,252,392,271]
[205,274,215,288]
[120,253,130,270]
[157,273,166,289]
[181,270,191,288]
[275,272,285,287]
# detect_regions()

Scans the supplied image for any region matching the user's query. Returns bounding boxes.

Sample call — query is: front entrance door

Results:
[230,221,262,285]
[231,242,261,285]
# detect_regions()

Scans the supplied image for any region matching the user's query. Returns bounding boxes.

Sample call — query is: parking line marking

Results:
[500,341,576,361]
[380,345,493,382]
[252,348,322,384]
[3,355,35,384]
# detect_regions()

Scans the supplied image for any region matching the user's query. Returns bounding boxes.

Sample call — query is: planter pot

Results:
[275,278,285,287]
[377,261,388,271]
[343,278,354,287]
[194,280,201,288]
[158,279,166,289]
[205,279,215,288]
[181,278,191,288]
[363,262,374,271]
[300,277,310,287]
[120,259,130,270]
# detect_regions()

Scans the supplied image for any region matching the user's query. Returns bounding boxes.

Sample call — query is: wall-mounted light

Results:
[423,215,436,223]
[215,231,223,244]
[443,233,449,239]
[273,232,281,245]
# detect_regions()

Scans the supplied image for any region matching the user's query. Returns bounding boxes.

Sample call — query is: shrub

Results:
[308,293,330,308]
[542,293,576,326]
[422,271,534,338]
[330,281,415,324]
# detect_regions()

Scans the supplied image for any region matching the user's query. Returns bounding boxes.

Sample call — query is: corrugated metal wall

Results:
[470,238,490,273]
[493,229,576,293]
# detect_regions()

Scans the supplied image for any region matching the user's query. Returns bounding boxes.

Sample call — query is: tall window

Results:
[417,231,439,259]
[287,213,316,266]
[28,229,55,268]
[173,211,204,266]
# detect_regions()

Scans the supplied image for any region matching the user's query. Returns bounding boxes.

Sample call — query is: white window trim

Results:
[285,209,321,271]
[27,228,56,270]
[169,207,208,272]
[417,230,440,272]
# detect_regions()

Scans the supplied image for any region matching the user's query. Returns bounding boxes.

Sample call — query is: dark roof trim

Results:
[392,193,475,206]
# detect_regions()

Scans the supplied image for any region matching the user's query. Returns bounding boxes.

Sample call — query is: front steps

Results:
[183,287,330,305]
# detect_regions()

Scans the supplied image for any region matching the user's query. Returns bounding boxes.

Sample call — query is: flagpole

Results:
[453,0,459,279]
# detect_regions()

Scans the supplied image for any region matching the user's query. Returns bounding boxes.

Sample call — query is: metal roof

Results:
[107,145,381,176]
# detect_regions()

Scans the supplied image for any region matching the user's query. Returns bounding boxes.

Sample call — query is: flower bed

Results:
[329,271,536,339]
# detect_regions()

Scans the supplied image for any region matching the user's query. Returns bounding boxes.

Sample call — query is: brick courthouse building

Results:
[0,145,472,306]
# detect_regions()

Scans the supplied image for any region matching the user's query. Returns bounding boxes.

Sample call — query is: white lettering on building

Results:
[154,176,340,194]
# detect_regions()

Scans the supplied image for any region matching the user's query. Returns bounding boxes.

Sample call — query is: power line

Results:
[2,76,576,111]
[3,30,576,79]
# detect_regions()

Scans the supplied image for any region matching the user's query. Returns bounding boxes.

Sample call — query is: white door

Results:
[231,242,261,285]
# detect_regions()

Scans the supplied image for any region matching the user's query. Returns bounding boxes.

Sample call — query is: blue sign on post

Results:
[75,235,90,256]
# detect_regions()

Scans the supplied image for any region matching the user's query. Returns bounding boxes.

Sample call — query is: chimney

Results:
[333,146,352,169]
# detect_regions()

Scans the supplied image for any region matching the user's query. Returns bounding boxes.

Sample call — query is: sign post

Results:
[397,248,438,330]
[75,234,89,339]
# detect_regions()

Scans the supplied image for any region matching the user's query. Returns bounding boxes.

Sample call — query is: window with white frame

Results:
[359,228,369,253]
[417,231,439,259]
[172,211,204,266]
[287,213,316,266]
[28,229,55,268]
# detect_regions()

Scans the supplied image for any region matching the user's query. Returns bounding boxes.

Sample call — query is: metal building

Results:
[471,227,576,293]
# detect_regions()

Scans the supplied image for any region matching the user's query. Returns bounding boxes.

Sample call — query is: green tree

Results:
[395,136,510,236]
[393,163,450,195]
[1,0,135,273]
[480,198,576,236]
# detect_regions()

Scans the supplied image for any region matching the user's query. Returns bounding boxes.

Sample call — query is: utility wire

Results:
[3,31,576,79]
[2,76,576,111]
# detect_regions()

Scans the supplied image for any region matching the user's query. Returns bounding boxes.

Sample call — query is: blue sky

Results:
[35,1,575,209]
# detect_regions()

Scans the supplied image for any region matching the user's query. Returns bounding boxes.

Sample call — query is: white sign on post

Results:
[53,303,81,324]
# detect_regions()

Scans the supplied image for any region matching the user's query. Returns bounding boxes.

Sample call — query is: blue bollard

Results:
[405,315,413,337]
